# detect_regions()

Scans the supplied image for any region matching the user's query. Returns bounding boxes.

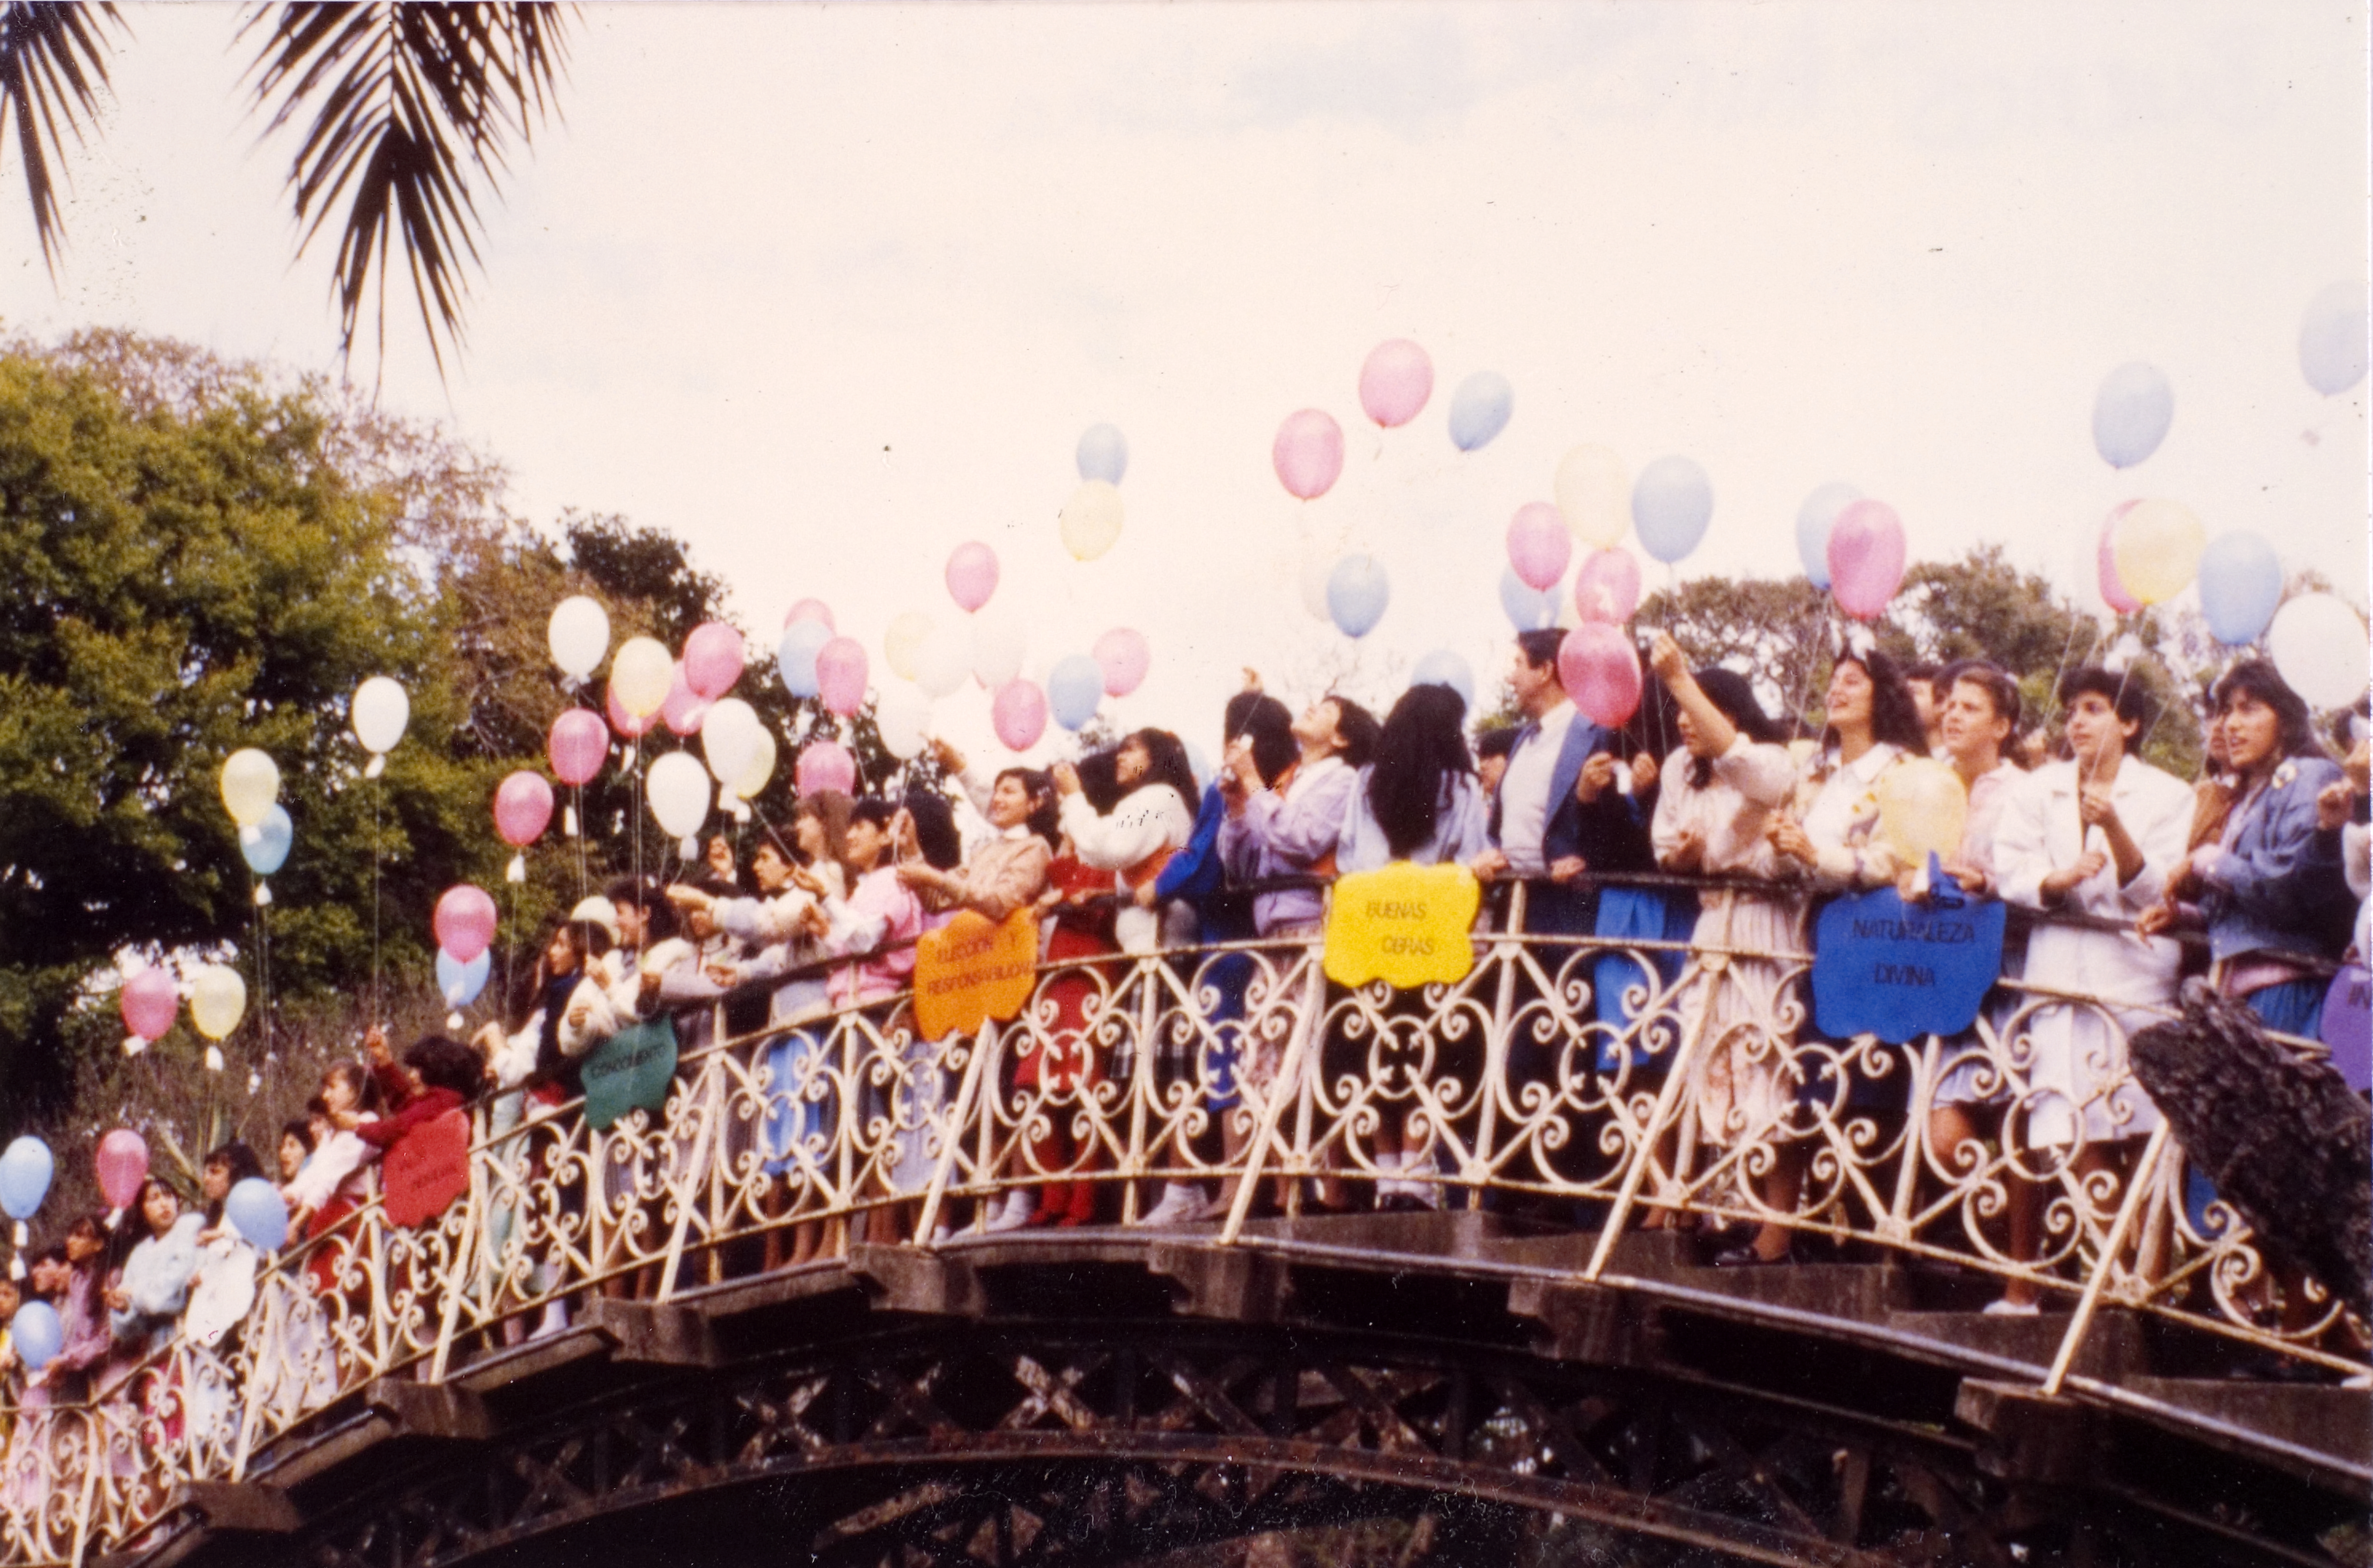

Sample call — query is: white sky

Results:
[3,2,2366,763]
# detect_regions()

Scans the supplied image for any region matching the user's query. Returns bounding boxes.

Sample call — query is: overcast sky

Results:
[2,2,2364,761]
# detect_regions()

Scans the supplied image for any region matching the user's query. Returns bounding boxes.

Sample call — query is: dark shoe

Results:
[1713,1242,1792,1268]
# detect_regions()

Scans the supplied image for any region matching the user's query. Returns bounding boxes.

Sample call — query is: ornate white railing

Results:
[2,877,2360,1562]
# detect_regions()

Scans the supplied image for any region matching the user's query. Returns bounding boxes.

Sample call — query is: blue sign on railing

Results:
[1811,860,2007,1045]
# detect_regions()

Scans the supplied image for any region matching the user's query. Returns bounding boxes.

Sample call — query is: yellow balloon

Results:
[731,727,777,801]
[219,749,279,828]
[2112,499,2206,606]
[1059,481,1124,562]
[190,966,247,1042]
[884,611,934,682]
[611,636,673,718]
[1554,445,1628,548]
[1876,757,1968,864]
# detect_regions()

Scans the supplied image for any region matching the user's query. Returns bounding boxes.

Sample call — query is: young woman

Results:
[897,769,1057,921]
[283,1062,382,1295]
[1991,667,2193,1312]
[1772,646,1929,889]
[478,919,619,1109]
[353,1027,483,1164]
[817,798,929,1240]
[1055,729,1201,953]
[1646,633,1805,1261]
[106,1180,203,1357]
[275,1121,315,1185]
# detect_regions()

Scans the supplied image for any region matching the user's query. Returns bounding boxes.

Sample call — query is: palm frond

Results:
[0,3,127,273]
[244,2,571,379]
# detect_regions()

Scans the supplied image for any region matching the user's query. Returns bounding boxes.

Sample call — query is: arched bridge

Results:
[9,901,2367,1566]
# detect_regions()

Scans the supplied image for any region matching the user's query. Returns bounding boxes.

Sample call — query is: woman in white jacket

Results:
[1052,731,1200,954]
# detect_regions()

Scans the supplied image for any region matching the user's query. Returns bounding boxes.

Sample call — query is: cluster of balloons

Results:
[2,1135,52,1364]
[1062,423,1128,562]
[1274,341,1524,511]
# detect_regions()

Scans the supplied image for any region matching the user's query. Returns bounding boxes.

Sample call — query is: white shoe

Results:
[533,1299,571,1339]
[1981,1297,2040,1318]
[985,1189,1037,1233]
[1141,1183,1205,1226]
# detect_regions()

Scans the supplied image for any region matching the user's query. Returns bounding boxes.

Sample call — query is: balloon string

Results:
[370,780,383,1025]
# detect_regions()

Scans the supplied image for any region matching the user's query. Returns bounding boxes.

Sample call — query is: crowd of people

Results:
[6,629,2368,1448]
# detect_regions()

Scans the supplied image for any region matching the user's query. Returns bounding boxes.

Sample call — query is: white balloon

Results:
[701,698,764,785]
[970,606,1028,688]
[731,727,778,800]
[876,684,931,760]
[2267,594,2371,711]
[351,676,409,755]
[913,625,972,699]
[548,596,610,678]
[646,751,712,839]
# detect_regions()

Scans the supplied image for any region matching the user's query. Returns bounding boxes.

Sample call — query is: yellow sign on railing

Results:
[1322,862,1481,989]
[913,909,1040,1039]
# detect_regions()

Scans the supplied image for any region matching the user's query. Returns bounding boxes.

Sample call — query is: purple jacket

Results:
[1217,755,1357,934]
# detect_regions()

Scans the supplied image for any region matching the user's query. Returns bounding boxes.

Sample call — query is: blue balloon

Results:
[1410,649,1475,712]
[0,1137,51,1222]
[242,803,292,876]
[1794,482,1860,589]
[1327,556,1390,639]
[2092,361,2174,469]
[10,1302,61,1371]
[1631,456,1713,564]
[1047,654,1105,732]
[1446,371,1513,452]
[2300,282,2369,397]
[1498,566,1556,631]
[1076,423,1128,485]
[224,1177,288,1252]
[2197,531,2286,645]
[776,620,831,700]
[436,946,491,1008]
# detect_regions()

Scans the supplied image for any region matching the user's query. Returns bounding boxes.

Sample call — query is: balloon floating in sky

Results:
[681,622,744,702]
[2195,531,2284,646]
[970,607,1028,690]
[242,804,292,876]
[120,968,176,1043]
[549,709,608,785]
[1092,627,1150,697]
[1410,649,1475,710]
[815,637,869,718]
[1326,555,1390,639]
[1558,624,1641,728]
[1447,371,1513,452]
[493,771,554,847]
[1076,423,1128,485]
[730,728,777,801]
[782,598,835,633]
[701,697,765,787]
[95,1128,148,1211]
[1827,498,1906,620]
[992,678,1048,751]
[1794,482,1860,589]
[190,966,247,1042]
[912,623,972,699]
[0,1136,53,1221]
[2093,501,2143,616]
[547,596,610,679]
[2092,361,2174,469]
[1554,445,1627,548]
[776,619,831,700]
[437,947,491,1010]
[606,678,655,740]
[220,749,279,829]
[646,752,712,840]
[611,636,673,720]
[1573,548,1641,625]
[2110,498,2205,606]
[661,661,709,738]
[1358,339,1433,430]
[945,542,1000,613]
[2298,281,2369,396]
[875,686,930,761]
[351,676,409,756]
[883,611,934,682]
[794,740,857,798]
[434,884,499,965]
[2267,594,2370,711]
[1272,410,1344,501]
[1499,566,1557,631]
[1505,502,1571,593]
[1059,481,1125,561]
[1048,654,1105,732]
[1631,456,1713,564]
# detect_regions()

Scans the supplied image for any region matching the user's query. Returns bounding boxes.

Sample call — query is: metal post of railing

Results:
[1882,1035,1944,1245]
[2042,1120,2169,1396]
[916,1020,997,1246]
[1218,943,1327,1245]
[655,1053,723,1304]
[67,1402,103,1568]
[1467,881,1524,1208]
[427,1194,481,1385]
[1121,958,1154,1223]
[705,1002,730,1285]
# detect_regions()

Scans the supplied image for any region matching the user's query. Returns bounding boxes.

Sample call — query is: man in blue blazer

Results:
[1474,630,1628,938]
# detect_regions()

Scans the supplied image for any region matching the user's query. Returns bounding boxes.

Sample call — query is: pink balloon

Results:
[945,542,1000,613]
[548,709,609,785]
[1827,499,1907,621]
[605,679,656,740]
[493,770,555,848]
[120,969,176,1043]
[1359,339,1434,430]
[793,740,856,798]
[1091,627,1151,697]
[1557,624,1642,728]
[1272,409,1345,501]
[1506,502,1572,593]
[2098,500,2142,615]
[782,598,836,632]
[992,678,1048,751]
[1573,548,1642,624]
[433,884,499,966]
[95,1128,148,1211]
[815,636,869,717]
[661,661,709,737]
[681,621,744,701]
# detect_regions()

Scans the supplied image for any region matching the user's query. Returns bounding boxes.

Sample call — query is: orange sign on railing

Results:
[913,909,1039,1040]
